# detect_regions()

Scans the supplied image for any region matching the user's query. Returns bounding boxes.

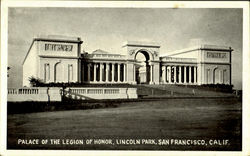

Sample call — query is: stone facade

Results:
[23,35,232,86]
[23,35,82,86]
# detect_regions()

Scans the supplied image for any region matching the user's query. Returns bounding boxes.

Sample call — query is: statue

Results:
[129,49,136,55]
[154,51,158,57]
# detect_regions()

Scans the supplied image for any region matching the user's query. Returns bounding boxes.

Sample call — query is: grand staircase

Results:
[61,83,235,101]
[136,84,235,98]
[62,89,94,100]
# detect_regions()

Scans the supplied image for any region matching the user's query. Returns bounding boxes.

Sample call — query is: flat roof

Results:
[160,44,233,57]
[123,41,160,48]
[34,35,82,43]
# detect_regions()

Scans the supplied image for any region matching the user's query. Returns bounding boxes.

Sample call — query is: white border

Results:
[1,1,249,156]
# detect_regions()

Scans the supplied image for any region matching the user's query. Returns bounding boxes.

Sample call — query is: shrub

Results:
[28,76,44,87]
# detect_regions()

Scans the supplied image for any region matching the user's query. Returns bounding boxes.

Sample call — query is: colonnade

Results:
[161,65,197,84]
[82,62,127,83]
[81,62,198,85]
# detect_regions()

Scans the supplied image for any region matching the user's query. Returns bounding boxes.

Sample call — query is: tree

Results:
[28,76,43,87]
[7,66,10,78]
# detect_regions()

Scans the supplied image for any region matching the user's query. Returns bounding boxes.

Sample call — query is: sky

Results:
[7,7,243,89]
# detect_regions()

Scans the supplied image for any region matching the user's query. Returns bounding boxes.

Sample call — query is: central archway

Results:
[123,41,160,84]
[134,51,151,84]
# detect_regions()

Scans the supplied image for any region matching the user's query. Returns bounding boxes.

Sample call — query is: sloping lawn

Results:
[7,98,241,150]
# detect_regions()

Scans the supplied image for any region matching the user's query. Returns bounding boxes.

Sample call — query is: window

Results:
[68,64,73,82]
[44,64,50,82]
[207,69,210,84]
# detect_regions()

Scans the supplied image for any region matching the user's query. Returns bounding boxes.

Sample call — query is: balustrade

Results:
[69,88,120,95]
[8,88,39,94]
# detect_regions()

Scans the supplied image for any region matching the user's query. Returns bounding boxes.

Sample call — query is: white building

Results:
[23,35,82,86]
[23,35,232,86]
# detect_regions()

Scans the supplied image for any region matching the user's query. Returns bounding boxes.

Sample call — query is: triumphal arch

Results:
[123,41,160,84]
[23,35,232,87]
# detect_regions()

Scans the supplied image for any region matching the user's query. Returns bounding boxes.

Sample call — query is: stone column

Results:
[184,66,187,84]
[87,63,91,82]
[112,63,115,82]
[166,66,168,83]
[153,61,160,84]
[194,66,197,84]
[78,59,81,83]
[126,62,136,84]
[162,66,166,84]
[189,66,192,84]
[197,63,202,85]
[179,66,182,84]
[100,63,104,82]
[93,63,97,82]
[123,64,126,82]
[168,66,171,83]
[173,66,177,83]
[106,63,109,82]
[150,64,154,84]
[82,64,84,82]
[118,63,121,82]
[164,66,167,83]
[134,64,136,82]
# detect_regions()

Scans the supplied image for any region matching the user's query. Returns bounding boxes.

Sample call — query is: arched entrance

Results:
[123,41,160,84]
[213,67,225,84]
[134,51,150,84]
[54,62,63,82]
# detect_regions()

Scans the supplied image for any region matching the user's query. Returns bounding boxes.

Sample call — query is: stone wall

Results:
[65,87,138,99]
[7,87,138,102]
[7,87,62,102]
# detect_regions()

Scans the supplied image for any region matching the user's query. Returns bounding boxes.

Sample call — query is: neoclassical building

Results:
[23,35,233,87]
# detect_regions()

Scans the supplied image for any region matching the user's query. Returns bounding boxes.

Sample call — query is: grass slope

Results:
[7,98,241,150]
